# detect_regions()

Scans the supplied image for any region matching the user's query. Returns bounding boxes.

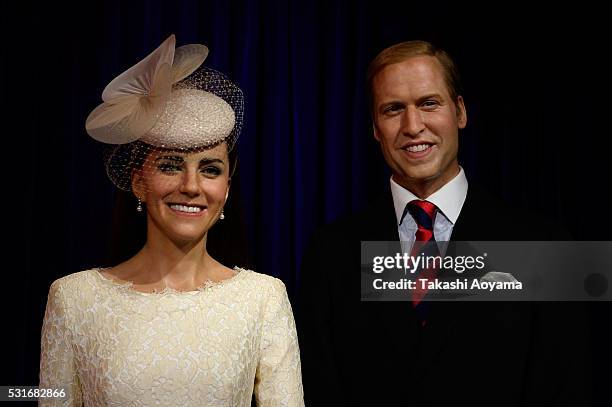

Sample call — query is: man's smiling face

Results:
[372,55,467,197]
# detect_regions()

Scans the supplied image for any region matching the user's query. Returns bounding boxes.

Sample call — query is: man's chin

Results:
[395,167,440,185]
[392,168,447,193]
[394,163,459,195]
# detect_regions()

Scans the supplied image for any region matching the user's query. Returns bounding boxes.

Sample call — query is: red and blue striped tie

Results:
[402,200,439,324]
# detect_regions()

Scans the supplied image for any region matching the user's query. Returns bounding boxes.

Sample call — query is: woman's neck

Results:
[121,228,227,288]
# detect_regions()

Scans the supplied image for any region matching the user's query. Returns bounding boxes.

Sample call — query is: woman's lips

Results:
[167,203,207,217]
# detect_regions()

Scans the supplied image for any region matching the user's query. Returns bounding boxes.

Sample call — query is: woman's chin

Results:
[166,229,208,246]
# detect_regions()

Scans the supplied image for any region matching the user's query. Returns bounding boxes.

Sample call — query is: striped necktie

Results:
[402,200,439,324]
[404,200,437,243]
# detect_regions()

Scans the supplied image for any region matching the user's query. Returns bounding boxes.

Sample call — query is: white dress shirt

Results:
[390,167,468,246]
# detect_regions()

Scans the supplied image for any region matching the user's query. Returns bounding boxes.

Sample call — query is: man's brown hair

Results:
[367,40,463,114]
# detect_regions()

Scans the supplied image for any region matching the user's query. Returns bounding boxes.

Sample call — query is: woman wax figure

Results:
[39,34,304,407]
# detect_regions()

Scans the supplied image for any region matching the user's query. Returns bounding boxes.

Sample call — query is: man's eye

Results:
[157,163,181,173]
[383,104,403,114]
[421,100,439,108]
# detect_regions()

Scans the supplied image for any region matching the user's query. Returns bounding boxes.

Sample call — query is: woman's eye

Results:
[157,163,181,173]
[201,166,222,176]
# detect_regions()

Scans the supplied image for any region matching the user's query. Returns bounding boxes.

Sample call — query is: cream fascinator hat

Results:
[85,34,244,191]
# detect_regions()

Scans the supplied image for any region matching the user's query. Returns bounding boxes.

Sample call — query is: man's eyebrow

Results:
[377,93,444,109]
[380,99,404,106]
[416,93,443,103]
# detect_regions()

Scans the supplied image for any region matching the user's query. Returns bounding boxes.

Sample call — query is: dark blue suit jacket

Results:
[298,185,591,406]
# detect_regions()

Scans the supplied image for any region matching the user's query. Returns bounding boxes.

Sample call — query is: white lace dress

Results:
[39,267,304,406]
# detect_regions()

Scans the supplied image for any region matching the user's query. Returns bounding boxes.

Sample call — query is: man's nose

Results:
[179,169,200,196]
[400,106,425,137]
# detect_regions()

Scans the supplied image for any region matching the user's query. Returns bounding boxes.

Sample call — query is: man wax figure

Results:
[298,40,590,406]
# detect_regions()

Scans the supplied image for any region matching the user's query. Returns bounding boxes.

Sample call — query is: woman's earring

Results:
[136,198,143,213]
[219,210,225,220]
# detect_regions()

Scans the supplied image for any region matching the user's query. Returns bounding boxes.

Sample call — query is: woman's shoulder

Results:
[47,268,102,295]
[43,270,104,314]
[48,267,289,300]
[232,267,291,305]
[234,267,287,290]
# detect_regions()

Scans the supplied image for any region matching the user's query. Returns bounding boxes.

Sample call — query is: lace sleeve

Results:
[39,280,83,406]
[254,279,304,406]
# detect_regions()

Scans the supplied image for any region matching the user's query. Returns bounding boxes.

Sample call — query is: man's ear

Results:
[131,169,145,202]
[372,122,381,142]
[456,96,467,129]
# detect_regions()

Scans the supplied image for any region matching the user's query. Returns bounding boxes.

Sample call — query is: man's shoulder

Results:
[309,192,398,244]
[306,182,570,250]
[455,184,570,240]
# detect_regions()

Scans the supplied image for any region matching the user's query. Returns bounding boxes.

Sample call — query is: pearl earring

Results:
[136,198,143,212]
[220,210,225,220]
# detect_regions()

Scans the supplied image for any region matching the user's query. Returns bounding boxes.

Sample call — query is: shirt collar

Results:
[390,167,468,225]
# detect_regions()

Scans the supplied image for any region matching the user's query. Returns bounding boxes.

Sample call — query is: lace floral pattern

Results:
[39,268,304,406]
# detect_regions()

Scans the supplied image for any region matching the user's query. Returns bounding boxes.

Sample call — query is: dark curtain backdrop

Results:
[2,0,610,403]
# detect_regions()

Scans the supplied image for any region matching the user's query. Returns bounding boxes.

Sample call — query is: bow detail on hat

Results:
[85,34,209,145]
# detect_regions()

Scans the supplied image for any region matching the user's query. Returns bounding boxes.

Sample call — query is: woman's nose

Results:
[178,169,200,195]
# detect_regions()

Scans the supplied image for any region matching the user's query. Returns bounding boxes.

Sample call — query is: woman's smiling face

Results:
[132,142,230,245]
